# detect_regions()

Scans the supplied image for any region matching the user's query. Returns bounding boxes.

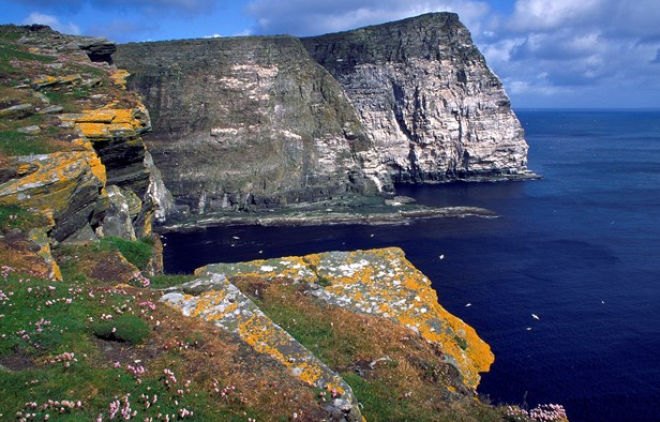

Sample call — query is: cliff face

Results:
[0,25,172,254]
[115,13,534,218]
[114,37,390,215]
[303,13,534,182]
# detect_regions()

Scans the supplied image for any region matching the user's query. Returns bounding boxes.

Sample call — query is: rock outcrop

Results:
[0,24,173,249]
[163,247,493,391]
[115,37,389,215]
[303,13,534,182]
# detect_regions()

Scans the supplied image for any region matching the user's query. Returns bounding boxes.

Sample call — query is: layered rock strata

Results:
[115,37,389,215]
[167,247,493,390]
[0,25,173,247]
[116,13,534,219]
[303,13,534,182]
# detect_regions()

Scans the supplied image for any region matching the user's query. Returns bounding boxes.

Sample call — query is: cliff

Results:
[115,13,534,219]
[0,24,567,422]
[114,36,390,215]
[0,24,171,276]
[0,25,171,279]
[303,13,535,182]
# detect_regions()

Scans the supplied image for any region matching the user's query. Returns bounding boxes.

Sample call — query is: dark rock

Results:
[77,38,117,64]
[62,223,98,243]
[115,36,386,213]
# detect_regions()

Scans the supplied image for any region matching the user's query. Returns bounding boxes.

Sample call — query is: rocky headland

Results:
[115,12,537,220]
[303,13,535,183]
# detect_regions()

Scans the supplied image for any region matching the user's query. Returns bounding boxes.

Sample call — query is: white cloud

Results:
[22,12,81,35]
[233,29,253,37]
[245,0,490,36]
[508,0,603,32]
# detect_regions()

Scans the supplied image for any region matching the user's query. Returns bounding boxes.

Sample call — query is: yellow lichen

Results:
[110,69,130,89]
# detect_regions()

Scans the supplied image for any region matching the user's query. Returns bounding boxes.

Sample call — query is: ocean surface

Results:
[163,109,660,422]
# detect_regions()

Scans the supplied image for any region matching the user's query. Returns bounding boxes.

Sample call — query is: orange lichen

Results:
[309,248,494,389]
[210,247,494,389]
[0,151,107,213]
[28,227,62,281]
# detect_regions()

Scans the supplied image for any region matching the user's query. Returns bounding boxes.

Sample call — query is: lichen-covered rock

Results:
[161,273,364,422]
[0,24,174,273]
[0,151,108,242]
[115,36,389,215]
[195,247,493,390]
[303,13,535,182]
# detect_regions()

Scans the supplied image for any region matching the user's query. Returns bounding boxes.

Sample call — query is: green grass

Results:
[43,87,94,112]
[149,273,197,289]
[0,129,54,156]
[0,205,49,231]
[92,315,151,344]
[100,236,154,271]
[0,41,54,76]
[0,266,285,421]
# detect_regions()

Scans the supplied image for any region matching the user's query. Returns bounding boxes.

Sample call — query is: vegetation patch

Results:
[0,205,49,231]
[100,236,154,271]
[232,276,519,422]
[92,315,151,344]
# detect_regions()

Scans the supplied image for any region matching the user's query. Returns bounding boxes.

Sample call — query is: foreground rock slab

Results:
[161,247,494,415]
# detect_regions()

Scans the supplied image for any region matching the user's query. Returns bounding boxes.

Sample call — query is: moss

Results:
[91,315,151,344]
[149,273,197,289]
[100,236,154,271]
[0,129,54,156]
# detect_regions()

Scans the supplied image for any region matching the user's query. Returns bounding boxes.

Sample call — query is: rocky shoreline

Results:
[158,204,498,232]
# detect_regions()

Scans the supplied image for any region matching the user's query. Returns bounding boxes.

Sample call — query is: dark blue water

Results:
[163,109,660,422]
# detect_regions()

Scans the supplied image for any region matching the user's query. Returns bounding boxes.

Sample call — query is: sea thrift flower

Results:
[138,301,156,311]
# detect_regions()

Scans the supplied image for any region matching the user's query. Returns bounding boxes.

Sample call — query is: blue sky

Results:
[2,0,659,109]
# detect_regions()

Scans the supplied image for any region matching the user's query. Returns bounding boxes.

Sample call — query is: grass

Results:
[91,315,151,344]
[150,273,197,289]
[0,261,328,421]
[0,205,49,231]
[99,236,154,271]
[0,41,54,76]
[0,129,56,156]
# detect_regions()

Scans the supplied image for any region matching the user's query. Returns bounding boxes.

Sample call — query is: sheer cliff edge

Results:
[115,12,537,220]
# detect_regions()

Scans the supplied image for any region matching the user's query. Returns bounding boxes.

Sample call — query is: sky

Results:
[1,0,659,109]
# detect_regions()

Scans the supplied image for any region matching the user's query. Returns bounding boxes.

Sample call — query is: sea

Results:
[163,109,660,422]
